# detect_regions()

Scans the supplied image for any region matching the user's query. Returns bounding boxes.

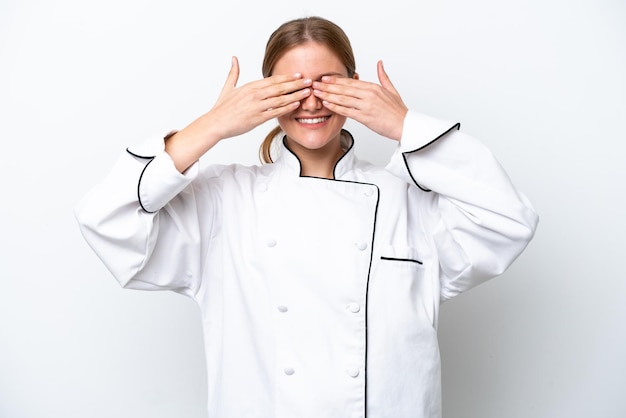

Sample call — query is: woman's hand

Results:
[312,60,408,141]
[166,57,312,172]
[207,56,313,140]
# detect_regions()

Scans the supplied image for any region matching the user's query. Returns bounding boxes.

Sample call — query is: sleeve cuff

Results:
[126,134,199,213]
[398,110,460,153]
[385,111,460,188]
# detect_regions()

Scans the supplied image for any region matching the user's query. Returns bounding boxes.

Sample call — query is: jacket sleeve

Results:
[74,135,213,297]
[386,111,539,301]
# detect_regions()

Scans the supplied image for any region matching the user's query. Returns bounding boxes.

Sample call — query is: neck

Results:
[286,138,345,179]
[299,149,344,178]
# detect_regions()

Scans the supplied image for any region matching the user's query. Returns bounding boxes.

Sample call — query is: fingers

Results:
[312,76,368,111]
[260,74,312,100]
[377,60,399,94]
[263,100,302,118]
[313,75,362,93]
[309,61,407,140]
[217,56,240,100]
[229,56,240,87]
[262,87,310,113]
[217,64,309,115]
[376,60,393,89]
[313,60,399,97]
[265,74,312,101]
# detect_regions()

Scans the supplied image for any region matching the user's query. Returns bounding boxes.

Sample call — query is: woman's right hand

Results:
[210,56,312,139]
[165,57,312,173]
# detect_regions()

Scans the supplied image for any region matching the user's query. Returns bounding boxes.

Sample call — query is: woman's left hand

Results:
[312,60,408,141]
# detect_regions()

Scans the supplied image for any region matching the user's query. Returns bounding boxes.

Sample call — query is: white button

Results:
[363,188,374,197]
[277,305,288,313]
[185,270,193,278]
[257,183,268,192]
[346,368,360,378]
[266,238,277,247]
[356,242,368,251]
[284,367,295,376]
[347,303,360,313]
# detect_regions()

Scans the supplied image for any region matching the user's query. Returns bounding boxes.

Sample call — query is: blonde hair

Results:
[259,16,356,163]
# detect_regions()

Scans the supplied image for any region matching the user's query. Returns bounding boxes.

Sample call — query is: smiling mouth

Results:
[296,116,330,124]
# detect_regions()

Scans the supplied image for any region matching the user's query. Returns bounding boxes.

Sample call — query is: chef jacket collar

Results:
[276,129,356,179]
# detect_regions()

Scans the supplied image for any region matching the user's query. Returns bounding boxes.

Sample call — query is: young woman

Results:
[75,16,538,418]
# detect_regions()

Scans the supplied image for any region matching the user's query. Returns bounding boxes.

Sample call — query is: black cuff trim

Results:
[135,154,157,214]
[126,147,156,160]
[402,122,461,192]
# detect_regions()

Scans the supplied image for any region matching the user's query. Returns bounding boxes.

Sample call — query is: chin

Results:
[287,129,339,150]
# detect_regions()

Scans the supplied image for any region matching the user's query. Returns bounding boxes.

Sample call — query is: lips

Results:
[296,116,330,124]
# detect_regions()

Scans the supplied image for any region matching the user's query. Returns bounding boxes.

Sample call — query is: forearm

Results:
[165,112,224,173]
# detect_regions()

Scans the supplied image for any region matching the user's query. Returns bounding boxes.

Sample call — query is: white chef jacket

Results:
[75,110,538,418]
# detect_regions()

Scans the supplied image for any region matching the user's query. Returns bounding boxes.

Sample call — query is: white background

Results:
[1,0,625,417]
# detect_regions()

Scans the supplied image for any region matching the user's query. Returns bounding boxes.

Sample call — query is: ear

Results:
[352,72,359,80]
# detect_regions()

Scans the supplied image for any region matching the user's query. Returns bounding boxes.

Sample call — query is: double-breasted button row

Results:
[282,366,360,378]
[278,302,360,314]
[267,238,369,252]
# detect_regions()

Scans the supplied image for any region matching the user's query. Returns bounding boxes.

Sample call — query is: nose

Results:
[301,90,322,111]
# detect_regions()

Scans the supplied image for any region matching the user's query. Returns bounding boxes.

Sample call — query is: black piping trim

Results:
[380,256,423,265]
[126,147,156,160]
[333,129,354,179]
[363,183,380,417]
[401,122,461,192]
[281,129,354,179]
[126,148,157,213]
[282,136,304,177]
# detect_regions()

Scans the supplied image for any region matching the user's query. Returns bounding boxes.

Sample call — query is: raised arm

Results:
[74,57,312,295]
[165,56,313,172]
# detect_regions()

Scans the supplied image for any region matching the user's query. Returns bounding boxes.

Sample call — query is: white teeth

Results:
[297,117,329,124]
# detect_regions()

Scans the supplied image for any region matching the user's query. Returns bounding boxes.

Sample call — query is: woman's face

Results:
[273,42,350,156]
